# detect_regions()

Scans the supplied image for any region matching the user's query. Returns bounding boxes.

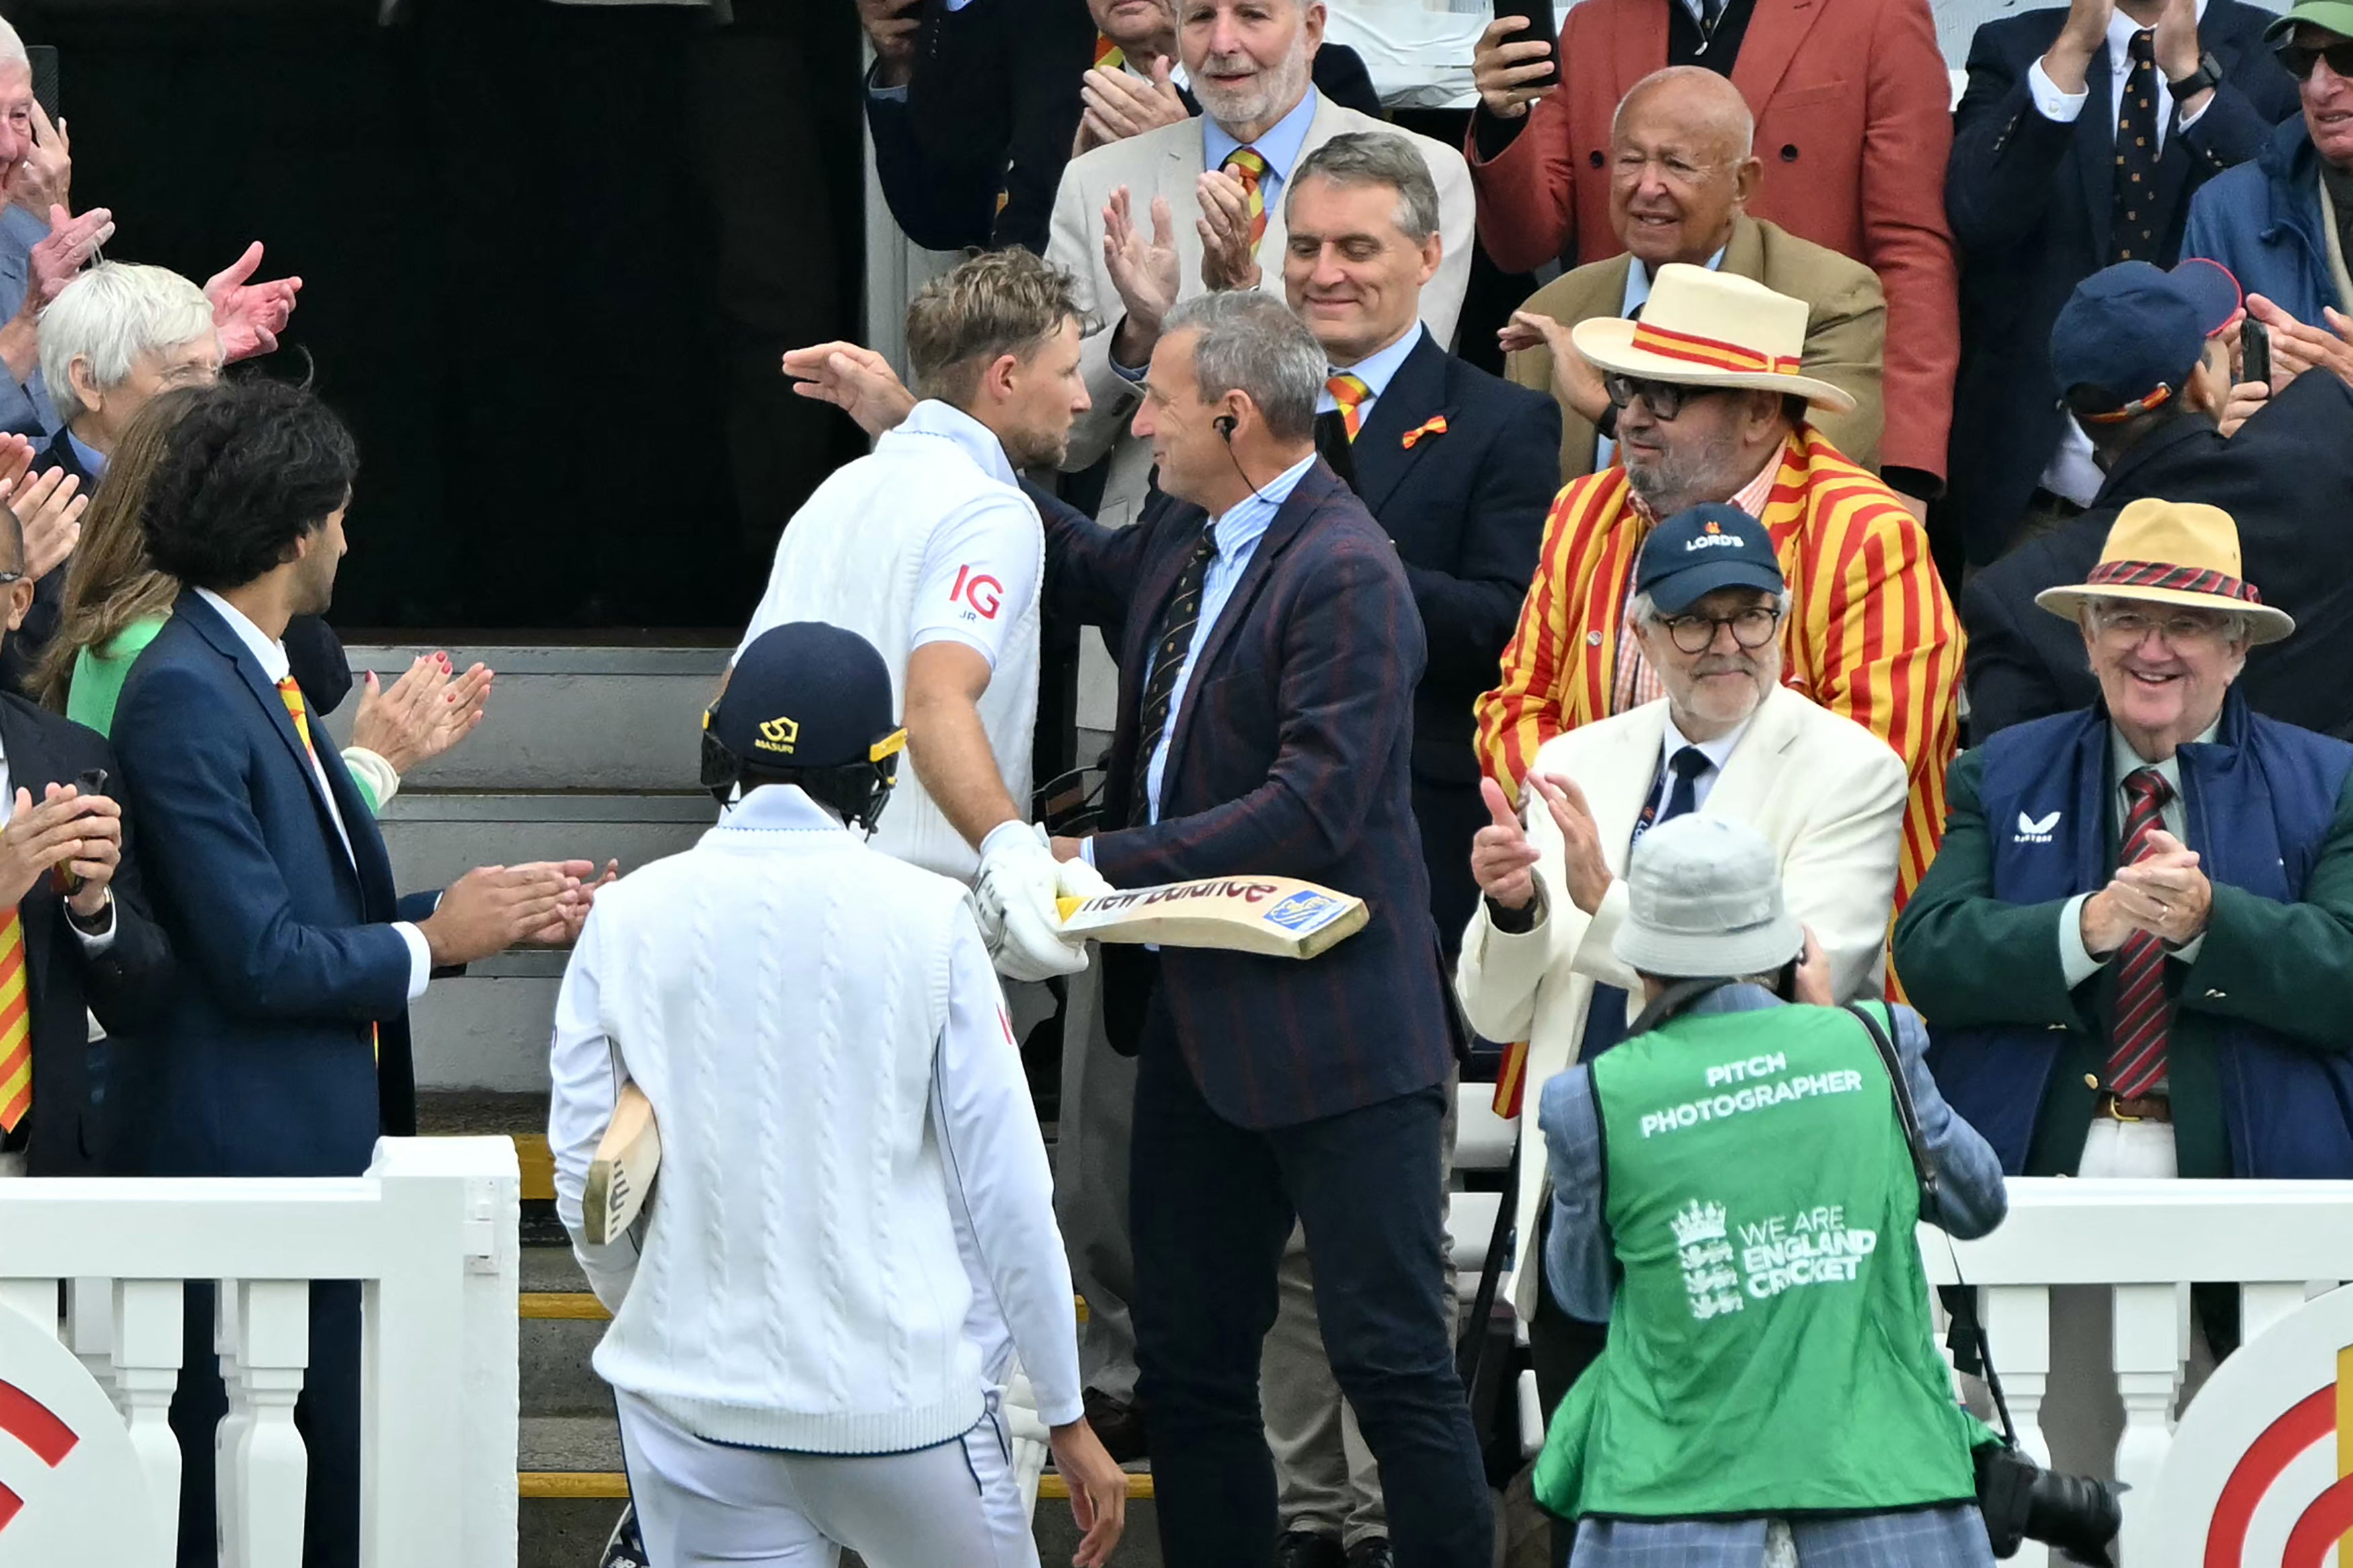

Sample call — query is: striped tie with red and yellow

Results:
[1325,373,1371,442]
[1222,146,1269,248]
[1094,32,1125,70]
[0,908,28,1132]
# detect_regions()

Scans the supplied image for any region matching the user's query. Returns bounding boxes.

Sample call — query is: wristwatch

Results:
[65,886,112,936]
[2167,52,2223,99]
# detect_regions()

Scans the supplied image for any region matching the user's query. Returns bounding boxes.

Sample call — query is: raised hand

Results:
[5,464,85,581]
[781,340,918,437]
[9,101,69,220]
[857,0,922,89]
[1503,308,1611,424]
[2152,0,2204,93]
[418,864,583,968]
[1076,56,1189,153]
[204,243,301,362]
[1103,186,1181,352]
[2040,0,2116,93]
[22,206,112,317]
[1526,770,1612,915]
[1473,16,1559,120]
[1472,776,1541,912]
[1193,169,1262,293]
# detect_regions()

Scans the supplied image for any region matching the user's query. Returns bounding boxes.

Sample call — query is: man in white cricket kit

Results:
[551,623,1127,1568]
[742,247,1108,982]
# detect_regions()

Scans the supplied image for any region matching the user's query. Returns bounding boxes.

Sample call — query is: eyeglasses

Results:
[2275,37,2353,79]
[1655,606,1783,654]
[1603,373,1729,421]
[2089,606,2236,646]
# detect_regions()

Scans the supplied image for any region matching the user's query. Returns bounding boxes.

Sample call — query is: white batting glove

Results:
[978,822,1089,983]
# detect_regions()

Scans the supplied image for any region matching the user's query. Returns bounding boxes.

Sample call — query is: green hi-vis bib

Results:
[1534,1001,1991,1521]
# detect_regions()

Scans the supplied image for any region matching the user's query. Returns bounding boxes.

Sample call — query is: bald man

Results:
[1499,68,1889,484]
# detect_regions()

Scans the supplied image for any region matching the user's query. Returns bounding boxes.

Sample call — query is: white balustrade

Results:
[1921,1177,2353,1567]
[0,1135,519,1568]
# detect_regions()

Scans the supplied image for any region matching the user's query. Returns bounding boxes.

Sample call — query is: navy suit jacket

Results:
[1962,371,2353,745]
[1942,0,2297,565]
[1341,328,1558,944]
[104,590,434,1178]
[0,692,173,1175]
[1041,460,1455,1131]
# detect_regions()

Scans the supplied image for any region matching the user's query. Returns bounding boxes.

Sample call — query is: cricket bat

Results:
[1055,876,1369,960]
[583,1083,660,1247]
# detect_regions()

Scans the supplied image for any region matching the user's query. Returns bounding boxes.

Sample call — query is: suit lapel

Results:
[1729,0,1827,111]
[1347,330,1452,516]
[1587,708,1669,873]
[1703,686,1800,825]
[2077,44,2118,264]
[1263,94,1348,271]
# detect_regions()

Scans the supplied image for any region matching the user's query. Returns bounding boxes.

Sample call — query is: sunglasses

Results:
[1601,373,1734,422]
[2276,38,2353,79]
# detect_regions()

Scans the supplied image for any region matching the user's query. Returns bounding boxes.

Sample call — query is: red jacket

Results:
[1464,0,1960,485]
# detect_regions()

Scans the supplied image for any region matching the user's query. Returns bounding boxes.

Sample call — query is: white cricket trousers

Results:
[616,1389,1041,1568]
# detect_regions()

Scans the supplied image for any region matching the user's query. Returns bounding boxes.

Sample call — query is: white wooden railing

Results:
[0,1136,520,1567]
[1923,1177,2353,1568]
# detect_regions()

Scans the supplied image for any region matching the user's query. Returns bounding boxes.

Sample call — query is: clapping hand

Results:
[3,464,85,581]
[2107,829,2212,947]
[1194,169,1261,292]
[204,243,301,362]
[1525,771,1613,915]
[19,206,112,319]
[858,0,922,89]
[515,858,619,946]
[9,101,69,220]
[782,341,917,438]
[1077,56,1189,153]
[2247,294,2353,393]
[418,864,586,967]
[1103,186,1181,363]
[1472,778,1541,912]
[349,653,493,776]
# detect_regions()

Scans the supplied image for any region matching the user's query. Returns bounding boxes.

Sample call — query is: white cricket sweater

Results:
[735,399,1043,884]
[551,786,1084,1452]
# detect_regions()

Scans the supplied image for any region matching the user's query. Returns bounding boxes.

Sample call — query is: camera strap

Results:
[1841,1003,2022,1450]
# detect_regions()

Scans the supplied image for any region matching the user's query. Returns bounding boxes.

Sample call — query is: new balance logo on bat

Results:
[2014,810,2062,844]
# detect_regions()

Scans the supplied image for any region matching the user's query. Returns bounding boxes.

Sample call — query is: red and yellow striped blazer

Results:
[1476,426,1962,920]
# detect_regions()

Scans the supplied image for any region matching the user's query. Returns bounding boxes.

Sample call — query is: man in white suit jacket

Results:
[1046,0,1474,532]
[1453,505,1908,1417]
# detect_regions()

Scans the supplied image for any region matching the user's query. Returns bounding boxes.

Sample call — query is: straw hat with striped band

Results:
[2035,498,2295,645]
[1568,263,1858,415]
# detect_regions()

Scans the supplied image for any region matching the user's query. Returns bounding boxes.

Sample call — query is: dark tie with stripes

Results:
[2108,768,2176,1097]
[1579,745,1715,1061]
[1129,519,1222,825]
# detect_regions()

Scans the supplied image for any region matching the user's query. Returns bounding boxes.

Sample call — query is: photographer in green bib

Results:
[1532,813,2011,1567]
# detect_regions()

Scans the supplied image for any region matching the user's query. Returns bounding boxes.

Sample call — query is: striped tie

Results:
[0,908,26,1132]
[2108,768,2175,1098]
[1326,373,1371,442]
[278,675,316,759]
[1094,32,1125,71]
[1130,520,1221,826]
[1222,146,1269,249]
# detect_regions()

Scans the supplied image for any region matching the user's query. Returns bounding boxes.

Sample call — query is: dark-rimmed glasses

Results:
[1602,373,1729,421]
[1656,606,1783,654]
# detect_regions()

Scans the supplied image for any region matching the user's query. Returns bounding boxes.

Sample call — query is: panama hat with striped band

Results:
[1569,263,1858,415]
[2036,498,2295,645]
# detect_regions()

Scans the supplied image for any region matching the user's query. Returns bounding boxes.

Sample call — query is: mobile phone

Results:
[26,46,57,124]
[2239,318,2271,390]
[48,767,108,896]
[1490,0,1560,91]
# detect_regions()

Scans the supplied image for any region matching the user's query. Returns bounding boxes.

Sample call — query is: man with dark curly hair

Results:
[102,378,602,1568]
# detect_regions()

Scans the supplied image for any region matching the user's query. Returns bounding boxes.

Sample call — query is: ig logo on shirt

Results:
[950,565,1002,622]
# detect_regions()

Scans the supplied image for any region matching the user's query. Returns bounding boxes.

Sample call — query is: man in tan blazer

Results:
[1047,0,1474,532]
[1501,68,1885,485]
[1453,504,1906,1427]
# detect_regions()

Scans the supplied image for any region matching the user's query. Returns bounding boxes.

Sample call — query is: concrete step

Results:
[325,643,729,793]
[411,950,568,1094]
[376,790,715,894]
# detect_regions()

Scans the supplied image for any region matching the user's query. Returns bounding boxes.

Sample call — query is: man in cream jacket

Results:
[1454,504,1909,1426]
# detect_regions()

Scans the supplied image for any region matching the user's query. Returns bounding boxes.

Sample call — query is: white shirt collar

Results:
[2106,0,2209,71]
[1661,708,1752,781]
[887,399,1021,489]
[194,587,292,683]
[718,783,852,835]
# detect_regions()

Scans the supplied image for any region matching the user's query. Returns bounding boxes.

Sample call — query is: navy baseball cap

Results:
[1636,504,1785,615]
[711,622,906,773]
[2050,259,2243,413]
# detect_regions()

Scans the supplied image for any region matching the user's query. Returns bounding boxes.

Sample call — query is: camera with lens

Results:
[1974,1443,2124,1566]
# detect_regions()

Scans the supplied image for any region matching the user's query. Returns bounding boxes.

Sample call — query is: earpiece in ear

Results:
[1214,415,1236,440]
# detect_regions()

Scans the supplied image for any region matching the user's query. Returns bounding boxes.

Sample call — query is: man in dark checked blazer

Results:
[784,290,1492,1568]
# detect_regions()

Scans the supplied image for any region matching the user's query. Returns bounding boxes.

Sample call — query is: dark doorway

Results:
[16,0,869,630]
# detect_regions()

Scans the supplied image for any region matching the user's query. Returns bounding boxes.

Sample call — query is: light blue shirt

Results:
[1595,244,1728,471]
[1316,323,1424,431]
[1201,87,1320,230]
[64,427,106,480]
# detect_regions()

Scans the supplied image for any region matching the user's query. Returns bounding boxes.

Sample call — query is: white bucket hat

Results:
[1611,815,1805,979]
[1570,264,1858,415]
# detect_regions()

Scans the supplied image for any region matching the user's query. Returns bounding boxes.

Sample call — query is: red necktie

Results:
[2108,768,2174,1098]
